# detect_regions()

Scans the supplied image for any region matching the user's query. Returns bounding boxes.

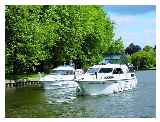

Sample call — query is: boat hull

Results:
[76,78,137,95]
[42,80,78,89]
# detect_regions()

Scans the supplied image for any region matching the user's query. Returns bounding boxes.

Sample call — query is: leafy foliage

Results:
[125,43,141,55]
[107,36,124,53]
[131,50,156,69]
[6,5,117,74]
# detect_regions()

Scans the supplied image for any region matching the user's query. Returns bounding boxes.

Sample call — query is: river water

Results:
[5,70,156,118]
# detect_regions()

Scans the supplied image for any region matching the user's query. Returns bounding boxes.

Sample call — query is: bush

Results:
[131,51,155,69]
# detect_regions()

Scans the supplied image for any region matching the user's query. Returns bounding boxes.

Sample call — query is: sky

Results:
[103,5,156,48]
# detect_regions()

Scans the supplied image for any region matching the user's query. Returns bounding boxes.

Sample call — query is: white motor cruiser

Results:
[40,65,80,89]
[75,64,137,95]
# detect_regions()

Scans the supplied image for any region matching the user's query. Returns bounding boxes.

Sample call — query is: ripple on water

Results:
[6,70,156,117]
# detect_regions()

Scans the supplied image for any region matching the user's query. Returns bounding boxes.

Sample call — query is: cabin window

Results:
[99,68,113,73]
[113,68,123,74]
[50,70,74,75]
[87,68,99,74]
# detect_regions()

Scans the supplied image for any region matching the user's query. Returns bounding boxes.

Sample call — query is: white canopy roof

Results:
[53,65,75,71]
[91,64,129,72]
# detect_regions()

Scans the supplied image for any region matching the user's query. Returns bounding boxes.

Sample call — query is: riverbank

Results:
[5,73,46,88]
[5,80,43,88]
[5,73,44,81]
[136,67,156,71]
[147,67,156,70]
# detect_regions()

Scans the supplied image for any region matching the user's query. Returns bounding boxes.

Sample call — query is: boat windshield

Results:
[98,68,113,73]
[87,68,99,74]
[50,70,74,75]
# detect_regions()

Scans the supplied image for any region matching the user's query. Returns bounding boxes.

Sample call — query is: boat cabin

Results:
[85,64,134,80]
[87,64,129,74]
[50,65,75,75]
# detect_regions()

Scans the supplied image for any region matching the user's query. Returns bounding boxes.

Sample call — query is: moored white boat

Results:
[40,65,79,89]
[75,64,137,95]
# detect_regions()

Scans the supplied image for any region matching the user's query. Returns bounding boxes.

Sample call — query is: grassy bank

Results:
[5,72,46,81]
[136,67,156,71]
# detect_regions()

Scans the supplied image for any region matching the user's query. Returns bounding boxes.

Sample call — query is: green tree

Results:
[143,45,153,52]
[131,50,155,69]
[108,36,124,53]
[125,43,141,55]
[6,6,58,74]
[6,5,116,74]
